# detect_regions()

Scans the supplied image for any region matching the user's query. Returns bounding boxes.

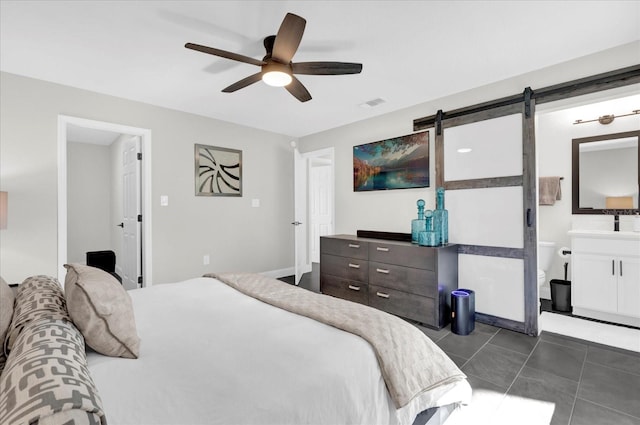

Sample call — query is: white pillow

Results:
[64,263,140,358]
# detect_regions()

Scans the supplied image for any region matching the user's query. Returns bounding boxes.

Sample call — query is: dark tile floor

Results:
[281,266,640,425]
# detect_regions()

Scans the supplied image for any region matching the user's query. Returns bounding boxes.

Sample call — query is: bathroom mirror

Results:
[572,130,640,214]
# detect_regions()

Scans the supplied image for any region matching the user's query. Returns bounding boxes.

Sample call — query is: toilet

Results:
[538,241,557,289]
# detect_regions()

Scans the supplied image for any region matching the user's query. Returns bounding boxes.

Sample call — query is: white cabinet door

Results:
[573,253,617,314]
[617,256,640,318]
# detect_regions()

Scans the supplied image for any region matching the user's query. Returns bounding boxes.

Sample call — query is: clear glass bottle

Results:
[411,199,427,244]
[433,187,448,245]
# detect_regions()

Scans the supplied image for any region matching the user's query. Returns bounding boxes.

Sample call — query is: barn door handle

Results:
[526,209,533,227]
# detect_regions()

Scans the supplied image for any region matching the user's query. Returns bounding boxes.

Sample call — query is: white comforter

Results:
[86,277,470,425]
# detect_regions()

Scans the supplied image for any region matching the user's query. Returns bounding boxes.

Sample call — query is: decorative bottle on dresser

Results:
[411,199,427,244]
[434,187,448,246]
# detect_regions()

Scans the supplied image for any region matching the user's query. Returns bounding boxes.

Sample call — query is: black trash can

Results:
[550,279,572,312]
[451,290,475,335]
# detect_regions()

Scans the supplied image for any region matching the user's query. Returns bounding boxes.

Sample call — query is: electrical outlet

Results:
[203,254,210,265]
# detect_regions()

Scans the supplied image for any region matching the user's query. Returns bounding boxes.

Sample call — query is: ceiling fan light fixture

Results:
[262,62,292,87]
[263,70,292,87]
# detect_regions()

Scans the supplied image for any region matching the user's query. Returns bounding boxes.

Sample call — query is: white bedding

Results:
[86,277,471,425]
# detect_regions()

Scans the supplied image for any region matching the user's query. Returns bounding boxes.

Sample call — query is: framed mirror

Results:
[572,130,640,214]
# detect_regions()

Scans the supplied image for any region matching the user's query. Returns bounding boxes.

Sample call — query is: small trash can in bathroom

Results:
[451,289,475,335]
[550,279,572,312]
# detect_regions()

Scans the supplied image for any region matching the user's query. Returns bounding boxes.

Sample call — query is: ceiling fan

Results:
[185,12,363,102]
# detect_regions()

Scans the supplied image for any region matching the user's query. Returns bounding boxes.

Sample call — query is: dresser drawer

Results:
[369,242,436,270]
[320,254,368,282]
[321,274,368,305]
[368,284,436,325]
[369,262,436,297]
[321,237,368,260]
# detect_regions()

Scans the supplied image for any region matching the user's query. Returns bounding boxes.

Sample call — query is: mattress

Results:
[86,277,470,424]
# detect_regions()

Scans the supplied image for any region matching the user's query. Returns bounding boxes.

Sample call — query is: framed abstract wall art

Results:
[353,130,429,192]
[195,144,242,196]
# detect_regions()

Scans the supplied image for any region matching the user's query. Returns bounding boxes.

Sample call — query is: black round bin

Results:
[451,289,475,335]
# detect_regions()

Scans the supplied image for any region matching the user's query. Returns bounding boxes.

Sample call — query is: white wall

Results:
[298,42,639,322]
[67,141,112,264]
[0,72,293,284]
[109,135,126,266]
[299,42,639,236]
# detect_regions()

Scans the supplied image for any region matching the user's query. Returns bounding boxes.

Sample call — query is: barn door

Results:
[416,89,537,335]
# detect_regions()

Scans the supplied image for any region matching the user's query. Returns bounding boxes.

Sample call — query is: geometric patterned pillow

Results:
[3,275,71,357]
[0,278,15,376]
[0,318,106,425]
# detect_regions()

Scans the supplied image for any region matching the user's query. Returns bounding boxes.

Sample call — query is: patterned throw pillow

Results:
[0,318,106,425]
[0,278,15,375]
[64,264,140,359]
[3,275,70,357]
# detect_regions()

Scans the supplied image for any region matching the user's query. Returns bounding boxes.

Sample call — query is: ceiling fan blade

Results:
[285,76,312,102]
[292,61,363,75]
[185,42,265,67]
[222,73,263,93]
[272,13,306,63]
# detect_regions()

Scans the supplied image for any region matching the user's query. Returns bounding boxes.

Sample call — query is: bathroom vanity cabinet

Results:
[570,230,640,327]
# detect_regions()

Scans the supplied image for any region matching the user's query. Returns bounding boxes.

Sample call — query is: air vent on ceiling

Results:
[360,98,386,108]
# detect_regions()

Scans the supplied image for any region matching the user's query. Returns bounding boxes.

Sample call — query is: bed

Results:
[86,274,470,425]
[0,270,470,425]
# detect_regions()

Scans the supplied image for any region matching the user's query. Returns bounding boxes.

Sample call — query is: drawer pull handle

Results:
[348,263,360,269]
[376,247,390,252]
[620,260,623,277]
[376,268,390,274]
[348,285,361,291]
[376,292,390,299]
[348,244,360,248]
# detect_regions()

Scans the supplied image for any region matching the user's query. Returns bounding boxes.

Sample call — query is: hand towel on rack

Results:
[539,176,562,205]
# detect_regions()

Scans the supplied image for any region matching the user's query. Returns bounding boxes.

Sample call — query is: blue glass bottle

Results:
[418,210,437,246]
[433,187,448,246]
[411,199,426,244]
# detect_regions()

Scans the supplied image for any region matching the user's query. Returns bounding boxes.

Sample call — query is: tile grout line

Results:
[501,336,543,396]
[457,329,500,370]
[573,397,640,421]
[582,358,640,378]
[567,344,589,425]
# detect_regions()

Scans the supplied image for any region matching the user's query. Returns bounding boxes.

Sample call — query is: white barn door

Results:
[416,91,538,335]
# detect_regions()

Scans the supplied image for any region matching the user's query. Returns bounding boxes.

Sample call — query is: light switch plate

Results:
[251,199,260,208]
[160,195,169,206]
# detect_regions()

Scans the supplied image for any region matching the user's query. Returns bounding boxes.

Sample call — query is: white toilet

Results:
[538,241,557,290]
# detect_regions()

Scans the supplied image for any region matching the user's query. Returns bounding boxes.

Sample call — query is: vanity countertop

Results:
[568,229,640,240]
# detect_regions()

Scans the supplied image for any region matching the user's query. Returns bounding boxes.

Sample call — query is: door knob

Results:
[117,223,124,228]
[291,221,303,226]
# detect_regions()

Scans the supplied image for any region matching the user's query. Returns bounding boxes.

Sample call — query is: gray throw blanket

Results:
[205,272,466,408]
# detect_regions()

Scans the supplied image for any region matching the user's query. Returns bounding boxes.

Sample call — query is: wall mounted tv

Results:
[353,130,429,192]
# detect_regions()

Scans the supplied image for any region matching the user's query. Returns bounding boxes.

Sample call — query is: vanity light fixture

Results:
[573,109,639,125]
[457,148,472,153]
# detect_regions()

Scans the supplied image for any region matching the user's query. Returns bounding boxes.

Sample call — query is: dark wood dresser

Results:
[320,234,458,329]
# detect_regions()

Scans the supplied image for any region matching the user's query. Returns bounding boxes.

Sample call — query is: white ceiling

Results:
[1,1,639,138]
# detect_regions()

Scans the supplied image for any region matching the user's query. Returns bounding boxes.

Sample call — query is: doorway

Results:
[57,115,152,287]
[294,146,335,285]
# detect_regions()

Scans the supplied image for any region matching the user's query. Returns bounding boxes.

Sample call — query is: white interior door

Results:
[293,147,307,285]
[309,160,334,263]
[121,136,141,290]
